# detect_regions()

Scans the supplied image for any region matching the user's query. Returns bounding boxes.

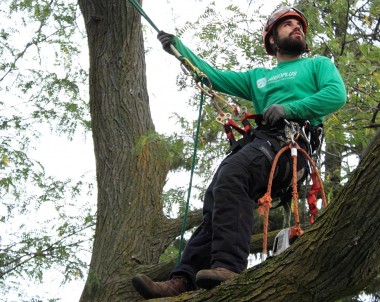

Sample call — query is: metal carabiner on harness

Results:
[284,120,300,145]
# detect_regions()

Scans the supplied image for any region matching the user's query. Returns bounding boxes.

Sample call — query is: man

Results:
[132,6,346,299]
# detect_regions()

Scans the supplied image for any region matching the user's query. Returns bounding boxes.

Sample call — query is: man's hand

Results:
[263,104,285,126]
[157,31,174,55]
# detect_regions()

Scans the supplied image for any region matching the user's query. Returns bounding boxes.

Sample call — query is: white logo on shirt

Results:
[257,77,267,89]
[268,71,298,82]
[257,71,298,89]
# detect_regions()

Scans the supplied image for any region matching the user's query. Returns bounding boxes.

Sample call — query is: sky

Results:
[2,0,288,301]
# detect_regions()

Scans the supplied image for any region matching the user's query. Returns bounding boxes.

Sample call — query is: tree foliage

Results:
[0,0,95,299]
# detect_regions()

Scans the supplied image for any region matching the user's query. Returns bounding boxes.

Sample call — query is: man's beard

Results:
[275,32,307,54]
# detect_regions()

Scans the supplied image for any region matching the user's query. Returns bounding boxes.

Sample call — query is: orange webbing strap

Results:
[258,144,291,256]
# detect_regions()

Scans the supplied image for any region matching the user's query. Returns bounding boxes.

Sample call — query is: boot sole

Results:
[195,276,223,289]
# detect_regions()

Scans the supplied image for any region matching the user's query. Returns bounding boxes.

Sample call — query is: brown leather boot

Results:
[195,267,238,289]
[132,274,191,299]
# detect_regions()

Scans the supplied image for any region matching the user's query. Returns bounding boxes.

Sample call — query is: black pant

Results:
[171,136,308,285]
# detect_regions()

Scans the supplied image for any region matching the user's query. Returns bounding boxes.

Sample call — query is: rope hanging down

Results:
[128,0,211,264]
[176,86,205,265]
[128,0,248,261]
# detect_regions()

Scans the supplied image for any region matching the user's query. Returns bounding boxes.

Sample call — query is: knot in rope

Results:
[258,193,272,216]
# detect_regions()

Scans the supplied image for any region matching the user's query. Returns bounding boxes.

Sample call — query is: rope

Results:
[176,82,205,265]
[258,144,291,256]
[128,0,160,32]
[127,0,204,265]
[128,0,240,119]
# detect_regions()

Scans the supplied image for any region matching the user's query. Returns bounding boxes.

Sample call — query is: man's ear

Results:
[269,35,275,47]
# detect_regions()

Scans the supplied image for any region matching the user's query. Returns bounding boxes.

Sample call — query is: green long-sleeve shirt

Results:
[172,37,346,126]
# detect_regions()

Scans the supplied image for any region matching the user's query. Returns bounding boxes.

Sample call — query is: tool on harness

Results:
[258,120,327,259]
[273,228,291,256]
[214,106,261,148]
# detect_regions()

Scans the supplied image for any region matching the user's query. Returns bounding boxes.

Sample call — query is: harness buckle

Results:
[215,112,232,125]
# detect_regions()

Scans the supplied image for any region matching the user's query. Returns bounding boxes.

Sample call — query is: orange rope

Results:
[258,141,327,256]
[258,144,291,255]
[258,194,271,257]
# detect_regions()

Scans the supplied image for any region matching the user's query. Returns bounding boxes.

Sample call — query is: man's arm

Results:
[282,57,346,123]
[157,31,252,101]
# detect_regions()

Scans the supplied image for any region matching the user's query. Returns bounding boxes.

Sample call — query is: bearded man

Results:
[132,6,346,299]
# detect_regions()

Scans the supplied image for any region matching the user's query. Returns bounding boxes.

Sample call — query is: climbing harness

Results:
[128,0,328,262]
[258,120,327,259]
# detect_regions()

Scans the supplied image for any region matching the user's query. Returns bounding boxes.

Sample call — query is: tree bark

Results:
[324,140,344,195]
[77,1,197,300]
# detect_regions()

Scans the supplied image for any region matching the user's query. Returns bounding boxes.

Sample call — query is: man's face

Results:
[270,18,307,54]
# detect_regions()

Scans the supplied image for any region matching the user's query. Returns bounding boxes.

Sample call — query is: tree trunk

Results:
[324,140,344,196]
[77,1,202,300]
